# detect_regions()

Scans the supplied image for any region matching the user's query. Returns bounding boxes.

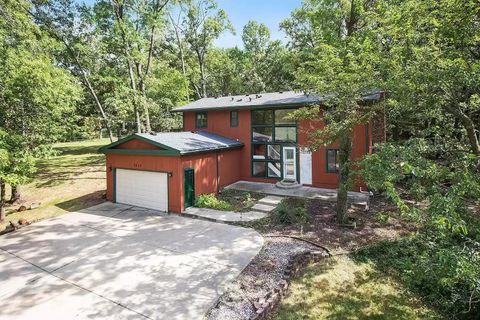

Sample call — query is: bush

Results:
[274,199,310,225]
[355,231,480,318]
[195,193,231,211]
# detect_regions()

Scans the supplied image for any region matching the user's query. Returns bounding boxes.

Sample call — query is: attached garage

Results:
[115,169,169,212]
[100,131,243,213]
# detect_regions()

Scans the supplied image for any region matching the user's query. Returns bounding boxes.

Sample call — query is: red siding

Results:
[106,154,182,213]
[106,146,242,213]
[185,109,372,191]
[114,139,162,150]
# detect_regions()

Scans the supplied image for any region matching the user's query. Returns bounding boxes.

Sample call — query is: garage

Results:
[115,168,169,212]
[100,131,243,213]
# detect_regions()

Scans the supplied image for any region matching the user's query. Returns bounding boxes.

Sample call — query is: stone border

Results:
[249,250,328,320]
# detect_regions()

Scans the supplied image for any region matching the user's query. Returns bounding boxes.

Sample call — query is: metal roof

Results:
[172,90,384,112]
[136,131,243,154]
[172,91,322,112]
[99,131,244,155]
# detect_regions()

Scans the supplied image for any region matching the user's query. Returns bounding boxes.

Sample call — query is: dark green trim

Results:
[99,133,180,154]
[113,168,117,202]
[179,144,244,156]
[326,148,339,173]
[250,108,298,179]
[195,112,208,128]
[230,110,239,127]
[184,167,195,209]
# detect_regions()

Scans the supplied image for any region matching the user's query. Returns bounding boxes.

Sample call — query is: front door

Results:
[184,168,195,208]
[282,147,297,181]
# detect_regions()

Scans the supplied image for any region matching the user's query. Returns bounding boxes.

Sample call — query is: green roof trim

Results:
[98,134,180,154]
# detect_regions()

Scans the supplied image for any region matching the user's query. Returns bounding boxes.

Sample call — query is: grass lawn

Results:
[1,139,110,231]
[275,255,439,320]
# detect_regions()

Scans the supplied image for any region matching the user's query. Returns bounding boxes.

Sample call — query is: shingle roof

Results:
[136,131,243,154]
[172,91,322,112]
[173,90,385,112]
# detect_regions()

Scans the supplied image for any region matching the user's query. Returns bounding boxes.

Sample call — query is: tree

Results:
[1,0,80,202]
[183,0,234,98]
[242,20,270,54]
[0,131,36,221]
[285,0,382,223]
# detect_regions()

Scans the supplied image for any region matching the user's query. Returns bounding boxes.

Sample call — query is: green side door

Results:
[184,168,195,208]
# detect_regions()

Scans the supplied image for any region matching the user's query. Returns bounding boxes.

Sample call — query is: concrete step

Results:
[258,195,284,206]
[251,203,277,213]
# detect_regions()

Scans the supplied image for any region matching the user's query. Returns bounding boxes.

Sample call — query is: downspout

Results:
[216,151,220,194]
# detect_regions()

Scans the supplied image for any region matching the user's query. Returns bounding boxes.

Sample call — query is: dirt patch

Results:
[249,196,415,252]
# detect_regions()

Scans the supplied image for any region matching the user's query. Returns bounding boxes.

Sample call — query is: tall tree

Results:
[183,0,234,98]
[285,0,382,223]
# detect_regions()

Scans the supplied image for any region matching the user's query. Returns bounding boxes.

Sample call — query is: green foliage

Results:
[356,232,480,318]
[195,193,232,211]
[274,199,310,225]
[0,130,36,186]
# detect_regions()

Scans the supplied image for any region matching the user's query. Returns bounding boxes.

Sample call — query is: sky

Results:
[213,0,302,48]
[77,0,302,48]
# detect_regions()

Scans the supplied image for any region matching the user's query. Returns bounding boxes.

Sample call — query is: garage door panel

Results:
[115,169,168,212]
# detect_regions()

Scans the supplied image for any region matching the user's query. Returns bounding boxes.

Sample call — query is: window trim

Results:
[230,110,239,127]
[195,112,208,129]
[326,148,339,173]
[250,108,297,179]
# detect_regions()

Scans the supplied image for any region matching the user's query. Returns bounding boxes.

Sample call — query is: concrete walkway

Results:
[0,202,264,320]
[184,195,284,223]
[225,181,370,204]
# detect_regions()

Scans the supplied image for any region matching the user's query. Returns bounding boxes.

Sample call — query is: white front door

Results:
[115,169,169,212]
[282,147,297,181]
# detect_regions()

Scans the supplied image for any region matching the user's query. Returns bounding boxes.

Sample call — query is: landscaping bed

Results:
[206,237,328,320]
[195,189,264,212]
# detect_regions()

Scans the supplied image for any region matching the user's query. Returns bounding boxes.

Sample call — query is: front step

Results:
[258,195,284,206]
[275,180,302,189]
[251,203,277,213]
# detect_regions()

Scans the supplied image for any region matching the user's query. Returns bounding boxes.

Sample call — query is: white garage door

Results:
[115,169,168,212]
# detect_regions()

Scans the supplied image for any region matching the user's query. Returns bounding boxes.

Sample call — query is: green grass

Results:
[275,255,439,320]
[1,139,110,231]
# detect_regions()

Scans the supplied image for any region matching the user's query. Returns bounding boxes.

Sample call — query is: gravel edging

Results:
[205,237,329,320]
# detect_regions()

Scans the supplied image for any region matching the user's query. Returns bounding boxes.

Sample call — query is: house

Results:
[100,91,383,213]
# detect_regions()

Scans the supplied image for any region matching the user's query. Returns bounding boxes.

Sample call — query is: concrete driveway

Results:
[0,203,264,320]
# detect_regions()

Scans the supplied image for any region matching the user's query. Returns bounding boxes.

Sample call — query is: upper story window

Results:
[326,148,339,173]
[195,112,207,128]
[251,109,297,143]
[230,110,239,127]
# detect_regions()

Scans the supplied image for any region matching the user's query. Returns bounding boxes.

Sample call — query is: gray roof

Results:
[173,90,384,112]
[136,131,243,154]
[172,91,321,112]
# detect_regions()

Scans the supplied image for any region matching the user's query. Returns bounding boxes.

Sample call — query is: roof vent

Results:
[237,98,243,102]
[279,91,283,94]
[230,97,234,101]
[256,94,262,98]
[149,132,157,136]
[249,97,252,102]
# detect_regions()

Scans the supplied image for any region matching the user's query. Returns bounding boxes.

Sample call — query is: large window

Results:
[196,112,207,128]
[251,109,297,178]
[326,148,339,173]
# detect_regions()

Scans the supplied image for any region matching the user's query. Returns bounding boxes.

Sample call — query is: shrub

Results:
[274,199,310,225]
[195,193,231,211]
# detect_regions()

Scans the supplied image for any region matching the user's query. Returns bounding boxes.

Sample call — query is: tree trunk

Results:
[136,62,151,133]
[9,185,21,203]
[196,50,207,98]
[336,135,352,224]
[169,12,190,102]
[0,180,5,222]
[445,103,480,169]
[112,0,142,134]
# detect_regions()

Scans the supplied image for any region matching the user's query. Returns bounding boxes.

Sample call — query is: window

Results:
[196,112,207,128]
[230,110,239,127]
[326,149,339,173]
[251,109,297,178]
